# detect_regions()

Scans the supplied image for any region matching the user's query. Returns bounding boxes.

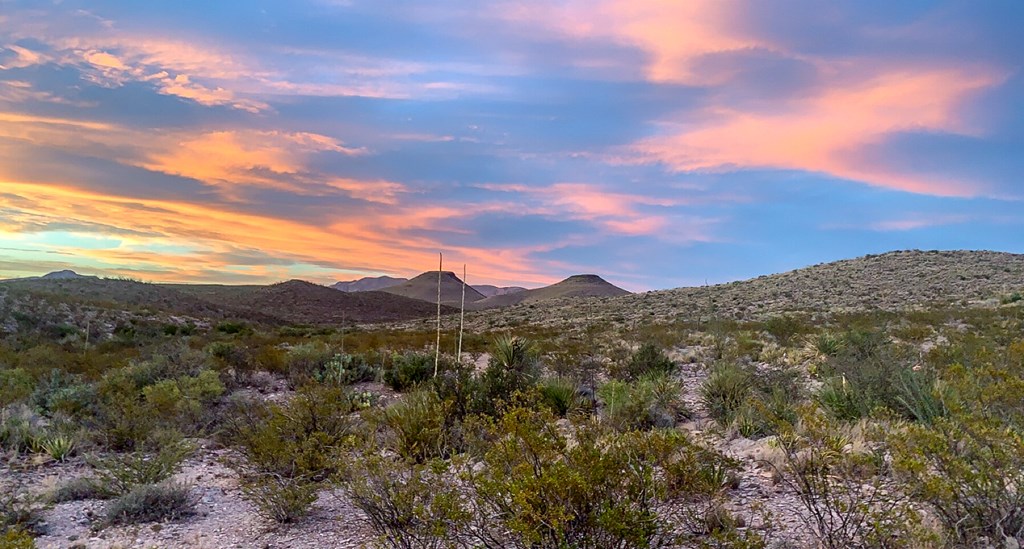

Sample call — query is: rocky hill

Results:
[381,271,485,306]
[470,274,630,310]
[467,250,1024,328]
[331,276,407,292]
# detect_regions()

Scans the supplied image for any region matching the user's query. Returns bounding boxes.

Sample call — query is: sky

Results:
[0,1,1022,291]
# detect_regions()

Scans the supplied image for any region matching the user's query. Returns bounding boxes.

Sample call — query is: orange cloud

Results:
[0,181,559,286]
[630,66,1004,195]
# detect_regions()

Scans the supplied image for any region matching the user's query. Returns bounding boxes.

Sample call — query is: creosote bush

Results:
[383,351,434,392]
[609,342,676,381]
[105,482,195,526]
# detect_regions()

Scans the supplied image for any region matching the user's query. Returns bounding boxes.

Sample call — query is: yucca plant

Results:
[39,434,76,462]
[538,376,579,417]
[700,363,752,426]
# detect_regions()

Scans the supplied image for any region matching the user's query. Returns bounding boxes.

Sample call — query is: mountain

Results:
[474,284,527,298]
[381,271,486,306]
[41,270,95,280]
[470,274,630,310]
[332,276,407,292]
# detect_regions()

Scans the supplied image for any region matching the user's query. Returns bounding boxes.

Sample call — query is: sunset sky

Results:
[1,1,1022,290]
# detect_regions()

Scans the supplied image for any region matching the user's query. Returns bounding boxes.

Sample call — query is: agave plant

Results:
[39,434,76,462]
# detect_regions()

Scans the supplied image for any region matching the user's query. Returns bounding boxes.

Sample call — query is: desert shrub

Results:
[283,342,335,381]
[463,406,722,548]
[0,368,33,407]
[50,476,111,503]
[339,454,469,548]
[239,474,318,524]
[537,376,580,417]
[609,342,676,381]
[226,384,358,481]
[315,353,379,386]
[91,368,155,451]
[215,320,249,334]
[383,352,434,392]
[31,369,95,417]
[890,411,1024,545]
[0,405,45,455]
[598,373,689,431]
[130,344,210,385]
[90,433,193,495]
[815,332,915,420]
[377,389,453,463]
[141,369,224,434]
[428,358,478,420]
[700,362,752,425]
[770,409,934,549]
[105,482,195,526]
[813,332,846,359]
[474,336,540,416]
[0,529,36,549]
[762,315,809,346]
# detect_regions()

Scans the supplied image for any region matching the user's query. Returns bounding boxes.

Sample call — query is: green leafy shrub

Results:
[105,482,195,526]
[890,412,1024,545]
[700,362,752,425]
[816,376,865,421]
[377,389,453,463]
[141,369,224,434]
[598,373,689,431]
[90,434,193,496]
[31,369,95,417]
[770,409,934,549]
[609,342,676,381]
[226,384,358,481]
[383,351,434,392]
[463,406,726,548]
[239,474,318,524]
[0,368,33,407]
[0,529,36,549]
[339,454,469,547]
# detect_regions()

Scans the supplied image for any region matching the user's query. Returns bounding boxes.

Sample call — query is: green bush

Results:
[0,529,36,549]
[238,474,318,524]
[0,405,45,455]
[463,407,732,548]
[37,434,75,462]
[609,342,676,381]
[105,482,195,526]
[90,434,193,495]
[772,409,935,549]
[339,454,468,547]
[226,384,358,481]
[141,369,224,434]
[31,370,96,417]
[0,368,33,408]
[598,373,689,431]
[890,412,1024,545]
[700,363,752,426]
[383,352,434,392]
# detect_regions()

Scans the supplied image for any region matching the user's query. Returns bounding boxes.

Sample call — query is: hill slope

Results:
[467,250,1024,328]
[470,274,630,310]
[382,271,486,306]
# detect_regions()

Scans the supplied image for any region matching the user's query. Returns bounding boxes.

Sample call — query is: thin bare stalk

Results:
[435,252,442,377]
[458,264,466,363]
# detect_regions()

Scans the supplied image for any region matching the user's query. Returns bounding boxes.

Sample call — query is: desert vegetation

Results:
[1,254,1023,547]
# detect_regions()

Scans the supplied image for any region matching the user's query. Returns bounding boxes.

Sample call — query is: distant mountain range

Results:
[331,274,527,299]
[469,274,630,310]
